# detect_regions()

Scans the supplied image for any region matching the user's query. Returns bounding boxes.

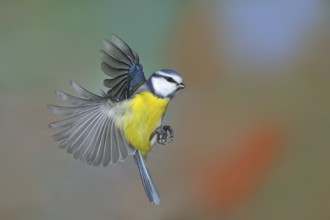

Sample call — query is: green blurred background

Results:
[0,0,329,219]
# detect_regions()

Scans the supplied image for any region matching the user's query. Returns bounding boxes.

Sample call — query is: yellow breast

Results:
[122,91,170,155]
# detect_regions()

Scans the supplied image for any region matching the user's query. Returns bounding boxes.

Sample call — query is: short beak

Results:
[178,83,186,89]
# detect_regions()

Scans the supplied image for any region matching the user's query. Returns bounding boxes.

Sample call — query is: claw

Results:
[155,125,174,145]
[163,125,174,142]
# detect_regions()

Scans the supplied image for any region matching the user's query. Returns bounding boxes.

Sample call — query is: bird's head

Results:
[148,69,185,98]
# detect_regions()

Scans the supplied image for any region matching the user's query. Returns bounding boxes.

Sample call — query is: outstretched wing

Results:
[99,35,146,101]
[48,81,135,166]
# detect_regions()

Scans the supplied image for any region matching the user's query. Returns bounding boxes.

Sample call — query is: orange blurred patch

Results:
[190,123,284,215]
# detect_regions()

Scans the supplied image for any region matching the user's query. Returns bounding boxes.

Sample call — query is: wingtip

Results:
[47,104,54,112]
[48,122,56,128]
[98,50,104,58]
[69,80,79,89]
[111,34,120,42]
[48,104,63,114]
[111,33,118,39]
[102,39,111,50]
[54,89,63,98]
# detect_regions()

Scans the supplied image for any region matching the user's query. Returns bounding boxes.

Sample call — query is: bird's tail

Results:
[133,151,161,205]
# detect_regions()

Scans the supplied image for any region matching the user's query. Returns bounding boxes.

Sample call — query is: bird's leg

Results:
[155,125,174,145]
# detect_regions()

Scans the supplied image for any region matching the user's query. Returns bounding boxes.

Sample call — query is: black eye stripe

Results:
[165,76,176,83]
[153,73,179,84]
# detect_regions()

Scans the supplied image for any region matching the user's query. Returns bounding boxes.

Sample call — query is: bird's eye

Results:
[165,77,176,83]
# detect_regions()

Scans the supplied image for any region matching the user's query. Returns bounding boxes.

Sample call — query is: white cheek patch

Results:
[151,77,176,97]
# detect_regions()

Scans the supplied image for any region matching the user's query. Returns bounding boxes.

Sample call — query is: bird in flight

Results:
[48,35,185,205]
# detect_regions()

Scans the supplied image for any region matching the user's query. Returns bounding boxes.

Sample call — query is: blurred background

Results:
[0,0,329,219]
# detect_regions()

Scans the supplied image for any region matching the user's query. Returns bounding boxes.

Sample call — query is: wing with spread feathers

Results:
[48,81,135,166]
[99,35,146,101]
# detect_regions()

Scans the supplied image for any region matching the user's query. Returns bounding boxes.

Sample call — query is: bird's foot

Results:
[163,125,174,142]
[156,125,174,145]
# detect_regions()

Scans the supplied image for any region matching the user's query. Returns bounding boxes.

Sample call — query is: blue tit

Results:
[48,35,185,205]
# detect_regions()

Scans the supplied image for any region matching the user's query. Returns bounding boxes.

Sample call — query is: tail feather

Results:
[134,151,161,205]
